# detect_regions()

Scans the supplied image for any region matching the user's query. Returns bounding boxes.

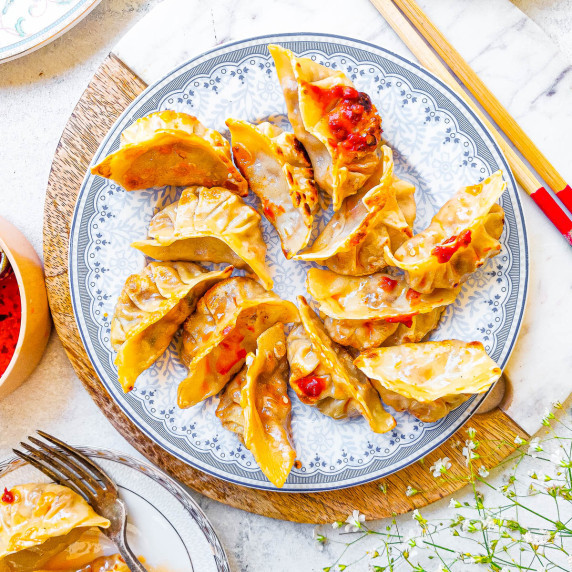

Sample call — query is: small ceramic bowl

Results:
[0,216,51,399]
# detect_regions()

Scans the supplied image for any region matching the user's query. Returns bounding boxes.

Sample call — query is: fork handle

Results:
[105,499,149,572]
[113,531,149,572]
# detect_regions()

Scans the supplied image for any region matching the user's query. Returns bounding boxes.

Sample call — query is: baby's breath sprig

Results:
[316,404,572,571]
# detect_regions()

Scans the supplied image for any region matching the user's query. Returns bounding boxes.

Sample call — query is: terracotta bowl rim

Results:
[0,234,33,385]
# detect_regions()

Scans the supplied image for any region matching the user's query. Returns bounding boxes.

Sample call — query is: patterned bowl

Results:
[0,216,51,399]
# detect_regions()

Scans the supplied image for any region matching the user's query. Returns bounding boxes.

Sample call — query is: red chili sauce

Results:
[294,375,326,400]
[431,230,472,263]
[0,258,21,377]
[306,84,380,152]
[261,197,286,224]
[405,288,421,304]
[2,487,14,504]
[215,328,247,375]
[385,314,417,329]
[379,276,398,293]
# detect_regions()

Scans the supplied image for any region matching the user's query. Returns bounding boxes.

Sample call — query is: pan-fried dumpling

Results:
[36,554,129,572]
[178,277,298,408]
[216,323,296,488]
[131,186,273,290]
[286,296,395,433]
[324,307,445,351]
[226,119,319,258]
[385,170,506,293]
[354,340,502,422]
[295,145,416,274]
[269,44,383,210]
[306,268,460,320]
[110,262,232,392]
[91,111,247,194]
[0,484,109,559]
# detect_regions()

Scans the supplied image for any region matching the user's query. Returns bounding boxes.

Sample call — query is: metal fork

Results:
[13,431,147,572]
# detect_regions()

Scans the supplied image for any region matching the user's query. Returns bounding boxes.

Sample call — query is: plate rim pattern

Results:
[0,0,101,63]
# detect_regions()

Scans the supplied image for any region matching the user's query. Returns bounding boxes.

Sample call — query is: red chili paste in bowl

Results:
[0,253,22,377]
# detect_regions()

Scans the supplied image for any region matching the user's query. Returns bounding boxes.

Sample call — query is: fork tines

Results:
[13,431,117,502]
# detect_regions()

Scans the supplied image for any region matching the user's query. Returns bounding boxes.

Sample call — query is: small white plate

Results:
[0,0,101,64]
[0,447,230,572]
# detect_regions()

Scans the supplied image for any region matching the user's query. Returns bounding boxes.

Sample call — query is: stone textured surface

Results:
[1,0,571,570]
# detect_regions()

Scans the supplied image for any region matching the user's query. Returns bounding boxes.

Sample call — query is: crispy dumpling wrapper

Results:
[375,385,470,423]
[178,277,299,408]
[324,306,445,351]
[227,119,319,258]
[385,170,506,293]
[110,262,232,392]
[91,111,247,194]
[0,484,109,559]
[216,323,296,488]
[306,268,460,320]
[132,186,273,290]
[269,44,383,210]
[286,297,395,433]
[295,145,416,274]
[37,555,129,572]
[355,339,501,408]
[35,547,129,572]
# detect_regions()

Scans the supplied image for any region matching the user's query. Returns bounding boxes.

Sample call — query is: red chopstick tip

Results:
[530,186,572,242]
[556,184,572,213]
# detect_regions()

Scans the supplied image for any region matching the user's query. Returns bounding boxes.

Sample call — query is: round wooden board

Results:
[43,53,528,524]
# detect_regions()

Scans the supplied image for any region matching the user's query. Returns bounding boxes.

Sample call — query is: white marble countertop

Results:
[1,0,572,570]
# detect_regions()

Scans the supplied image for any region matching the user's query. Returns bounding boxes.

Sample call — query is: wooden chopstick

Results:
[392,0,572,214]
[369,0,572,245]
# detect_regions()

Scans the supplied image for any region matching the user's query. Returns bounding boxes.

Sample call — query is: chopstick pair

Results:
[370,0,572,246]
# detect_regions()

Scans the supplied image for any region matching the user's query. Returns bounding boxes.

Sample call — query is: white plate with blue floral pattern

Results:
[69,33,528,492]
[0,0,101,63]
[0,448,230,571]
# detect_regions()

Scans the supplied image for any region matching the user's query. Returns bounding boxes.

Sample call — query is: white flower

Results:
[542,409,555,423]
[430,456,452,477]
[481,517,495,529]
[467,426,476,438]
[523,530,550,546]
[514,435,524,445]
[477,466,489,478]
[550,448,566,467]
[449,498,461,508]
[527,438,543,458]
[344,509,365,532]
[332,520,342,529]
[398,529,425,552]
[406,485,417,497]
[312,527,325,551]
[462,440,478,464]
